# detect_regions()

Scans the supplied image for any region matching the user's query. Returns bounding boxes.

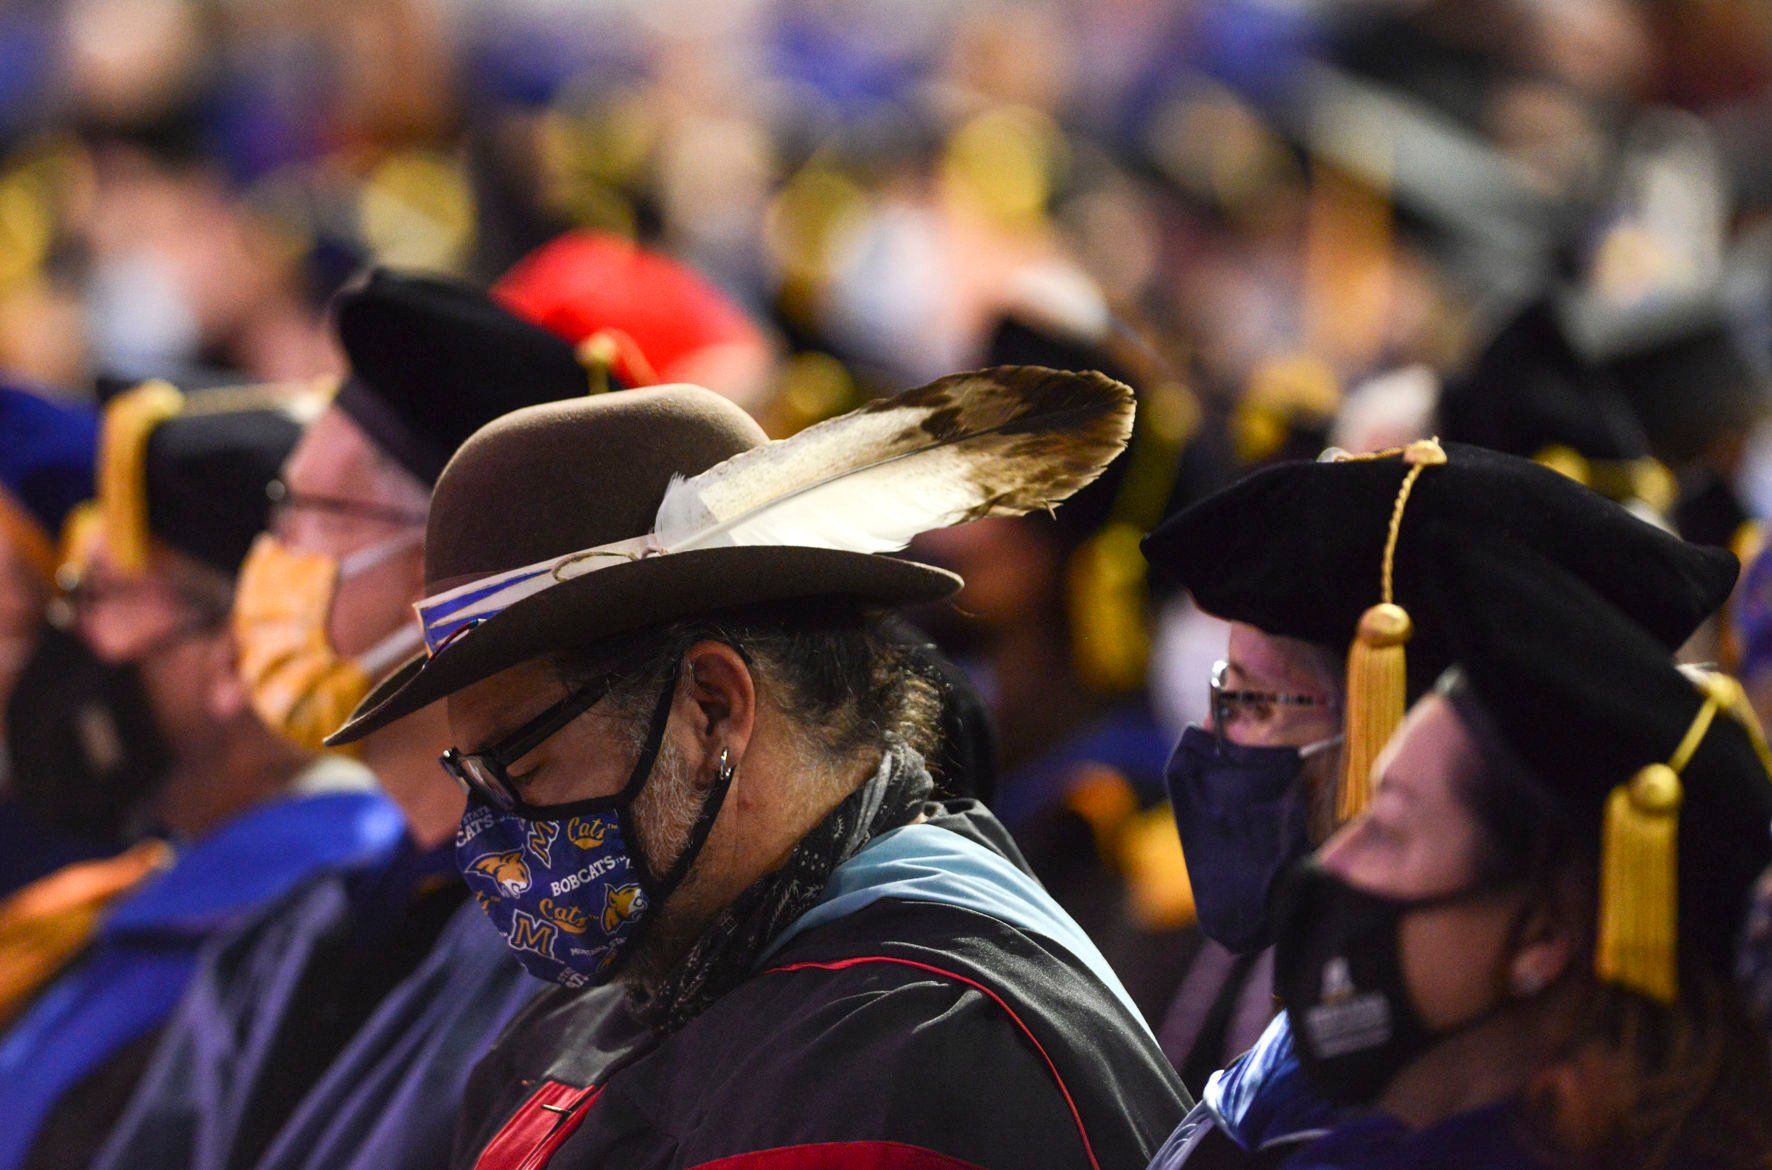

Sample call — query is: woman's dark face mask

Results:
[3,623,170,845]
[1271,859,1525,1107]
[1163,725,1338,954]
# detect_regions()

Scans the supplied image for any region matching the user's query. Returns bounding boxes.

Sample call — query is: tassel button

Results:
[1404,438,1447,467]
[1357,602,1413,647]
[1628,763,1683,815]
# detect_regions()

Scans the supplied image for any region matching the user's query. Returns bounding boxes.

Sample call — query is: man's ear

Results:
[679,641,755,789]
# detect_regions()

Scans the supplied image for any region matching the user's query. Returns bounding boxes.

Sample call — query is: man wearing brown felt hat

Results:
[93,265,642,1170]
[329,367,1190,1170]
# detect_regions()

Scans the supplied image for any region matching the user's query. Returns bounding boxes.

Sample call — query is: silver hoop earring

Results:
[716,747,735,784]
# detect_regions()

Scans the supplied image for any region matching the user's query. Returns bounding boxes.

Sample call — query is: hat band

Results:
[416,534,659,655]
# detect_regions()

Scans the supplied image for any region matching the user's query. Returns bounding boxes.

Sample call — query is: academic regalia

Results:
[91,259,694,1170]
[451,802,1188,1170]
[308,369,1167,1167]
[1269,536,1772,1168]
[0,783,403,1170]
[995,704,1201,1029]
[0,380,383,1170]
[1148,1015,1335,1170]
[1139,440,1740,1165]
[1274,1102,1554,1170]
[0,383,104,895]
[246,894,540,1170]
[87,837,523,1170]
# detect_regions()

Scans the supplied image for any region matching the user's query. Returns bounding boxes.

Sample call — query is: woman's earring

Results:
[716,747,735,784]
[1510,968,1547,997]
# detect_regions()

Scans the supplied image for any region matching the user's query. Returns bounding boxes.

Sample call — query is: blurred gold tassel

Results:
[1068,522,1151,694]
[1339,602,1412,821]
[1532,444,1677,519]
[575,327,658,396]
[1334,438,1445,820]
[98,381,184,574]
[1597,763,1683,1003]
[1597,685,1722,1003]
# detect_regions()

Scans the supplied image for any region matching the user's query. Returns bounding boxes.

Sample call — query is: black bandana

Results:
[635,739,934,1034]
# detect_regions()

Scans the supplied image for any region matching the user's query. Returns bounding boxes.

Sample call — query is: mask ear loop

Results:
[653,746,738,900]
[600,672,739,980]
[614,669,684,887]
[613,660,739,901]
[337,529,424,579]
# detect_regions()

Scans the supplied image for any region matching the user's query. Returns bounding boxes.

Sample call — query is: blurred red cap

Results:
[493,232,767,393]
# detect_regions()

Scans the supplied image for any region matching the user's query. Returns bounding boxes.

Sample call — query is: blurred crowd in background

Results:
[9,0,1772,1120]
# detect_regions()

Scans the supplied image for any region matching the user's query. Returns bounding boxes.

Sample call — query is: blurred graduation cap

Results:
[96,380,318,576]
[982,306,1199,695]
[1438,294,1678,519]
[1143,440,1737,823]
[1564,283,1771,468]
[0,383,98,582]
[1427,534,1772,1003]
[491,230,771,397]
[333,269,609,488]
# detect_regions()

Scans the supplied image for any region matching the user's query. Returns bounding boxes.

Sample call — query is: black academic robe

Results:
[454,805,1190,1170]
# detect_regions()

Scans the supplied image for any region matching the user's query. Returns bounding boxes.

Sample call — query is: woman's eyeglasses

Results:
[1210,659,1338,745]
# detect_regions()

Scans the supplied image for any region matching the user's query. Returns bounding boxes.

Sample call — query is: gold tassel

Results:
[1684,670,1772,781]
[1067,522,1151,695]
[575,333,619,396]
[1331,437,1445,821]
[1597,763,1683,1003]
[574,328,659,396]
[98,381,184,574]
[1532,443,1677,518]
[1595,685,1722,1003]
[1339,602,1412,821]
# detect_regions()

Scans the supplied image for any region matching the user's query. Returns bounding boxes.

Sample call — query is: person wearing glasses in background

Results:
[0,379,404,1170]
[1269,536,1772,1168]
[90,271,607,1170]
[1138,440,1738,1169]
[95,253,775,1170]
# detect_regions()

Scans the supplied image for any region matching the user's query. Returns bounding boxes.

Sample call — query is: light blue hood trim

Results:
[758,821,1144,1023]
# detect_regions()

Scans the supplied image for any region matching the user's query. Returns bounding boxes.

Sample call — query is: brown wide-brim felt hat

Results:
[328,386,960,745]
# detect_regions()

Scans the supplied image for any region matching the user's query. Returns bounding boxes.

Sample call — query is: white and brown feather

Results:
[652,365,1134,555]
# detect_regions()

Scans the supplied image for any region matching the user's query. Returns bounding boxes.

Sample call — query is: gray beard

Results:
[616,735,719,996]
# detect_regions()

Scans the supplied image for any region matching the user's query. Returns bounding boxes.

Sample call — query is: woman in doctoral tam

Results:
[1272,534,1772,1169]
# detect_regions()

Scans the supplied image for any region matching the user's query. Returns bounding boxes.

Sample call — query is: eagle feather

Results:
[652,366,1135,555]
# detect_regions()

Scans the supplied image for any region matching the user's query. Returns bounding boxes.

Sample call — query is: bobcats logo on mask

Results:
[506,907,559,960]
[602,883,645,933]
[539,897,591,934]
[567,816,610,848]
[468,851,532,897]
[526,821,559,866]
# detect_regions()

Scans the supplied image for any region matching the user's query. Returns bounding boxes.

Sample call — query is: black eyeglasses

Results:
[64,570,228,631]
[440,669,625,811]
[1209,659,1338,746]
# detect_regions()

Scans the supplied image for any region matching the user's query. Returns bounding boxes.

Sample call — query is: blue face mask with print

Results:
[1163,724,1338,955]
[455,674,733,988]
